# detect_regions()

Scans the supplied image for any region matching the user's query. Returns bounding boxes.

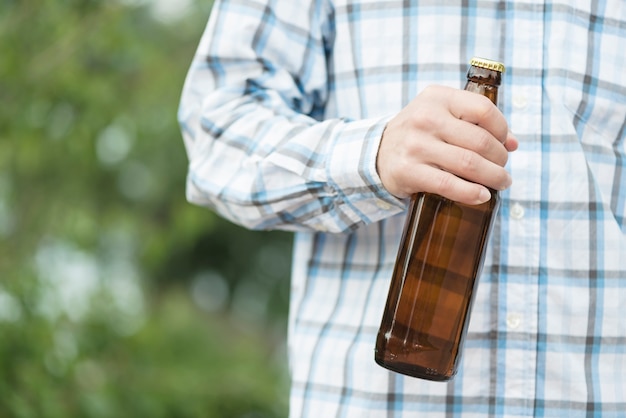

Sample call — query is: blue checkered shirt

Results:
[179,0,626,416]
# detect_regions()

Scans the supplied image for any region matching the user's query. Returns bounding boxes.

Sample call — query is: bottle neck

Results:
[463,80,499,106]
[465,65,502,106]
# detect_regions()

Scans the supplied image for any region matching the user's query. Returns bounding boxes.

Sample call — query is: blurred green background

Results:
[0,0,292,416]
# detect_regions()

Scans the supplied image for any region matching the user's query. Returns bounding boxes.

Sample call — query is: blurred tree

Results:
[0,0,292,416]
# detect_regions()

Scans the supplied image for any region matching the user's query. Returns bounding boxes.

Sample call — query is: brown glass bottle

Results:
[375,57,505,381]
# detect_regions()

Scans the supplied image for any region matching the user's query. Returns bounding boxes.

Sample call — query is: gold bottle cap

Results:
[470,57,505,73]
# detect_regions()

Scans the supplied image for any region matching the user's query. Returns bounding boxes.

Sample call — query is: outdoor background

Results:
[0,0,293,417]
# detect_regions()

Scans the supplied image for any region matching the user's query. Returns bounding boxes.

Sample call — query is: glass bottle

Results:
[374,57,505,381]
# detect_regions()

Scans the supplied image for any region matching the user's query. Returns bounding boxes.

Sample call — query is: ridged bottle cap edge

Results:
[470,57,505,73]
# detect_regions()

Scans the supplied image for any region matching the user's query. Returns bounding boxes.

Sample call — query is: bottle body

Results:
[375,191,500,380]
[374,58,504,381]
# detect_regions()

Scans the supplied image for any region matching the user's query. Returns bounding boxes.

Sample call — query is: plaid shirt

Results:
[179,0,626,416]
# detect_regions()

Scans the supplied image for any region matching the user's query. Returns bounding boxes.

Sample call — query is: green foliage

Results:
[0,1,292,416]
[1,290,288,418]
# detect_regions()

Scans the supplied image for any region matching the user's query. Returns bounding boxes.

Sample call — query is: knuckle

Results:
[422,84,441,98]
[459,149,478,172]
[476,95,497,118]
[414,107,440,128]
[475,130,493,153]
[435,172,456,195]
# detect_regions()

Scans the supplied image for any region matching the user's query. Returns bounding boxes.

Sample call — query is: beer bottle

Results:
[374,57,505,381]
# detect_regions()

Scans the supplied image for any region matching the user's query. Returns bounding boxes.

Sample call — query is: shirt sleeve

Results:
[178,0,405,233]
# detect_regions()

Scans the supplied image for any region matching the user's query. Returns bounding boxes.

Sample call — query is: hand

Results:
[377,85,518,205]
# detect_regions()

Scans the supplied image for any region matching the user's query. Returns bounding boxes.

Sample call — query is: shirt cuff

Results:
[326,115,407,226]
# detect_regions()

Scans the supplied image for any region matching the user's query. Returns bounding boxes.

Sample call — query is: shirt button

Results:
[506,313,522,329]
[513,95,528,110]
[510,202,525,220]
[376,201,392,211]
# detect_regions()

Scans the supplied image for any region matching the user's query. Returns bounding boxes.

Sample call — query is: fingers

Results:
[504,131,519,152]
[417,139,512,193]
[447,89,510,145]
[439,117,511,167]
[409,165,494,205]
[376,84,517,205]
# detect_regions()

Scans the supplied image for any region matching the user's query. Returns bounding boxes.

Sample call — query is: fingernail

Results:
[503,174,513,189]
[478,188,491,203]
[506,131,519,145]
